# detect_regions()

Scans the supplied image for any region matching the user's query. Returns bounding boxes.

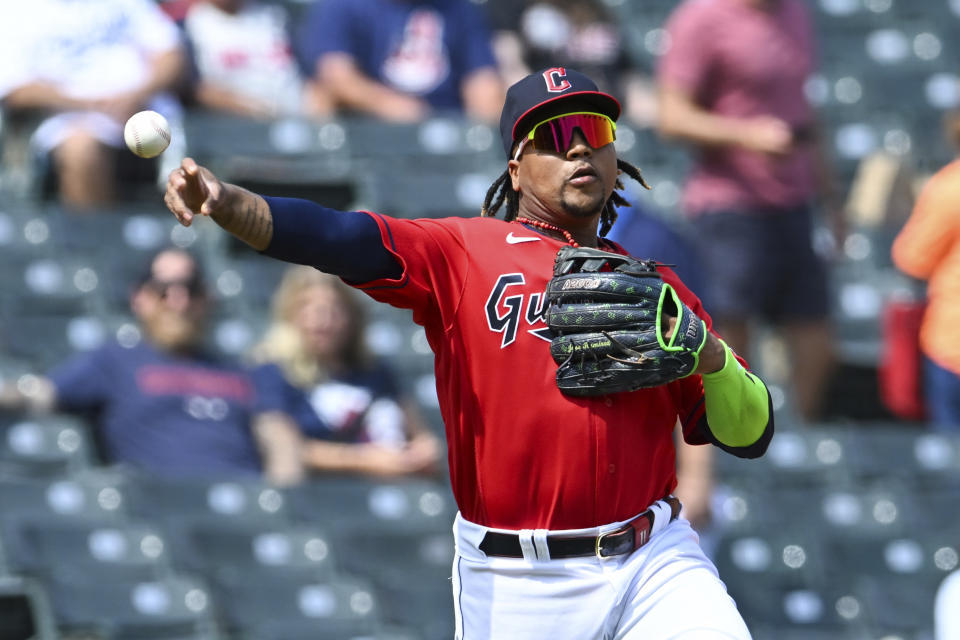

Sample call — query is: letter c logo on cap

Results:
[543,67,571,93]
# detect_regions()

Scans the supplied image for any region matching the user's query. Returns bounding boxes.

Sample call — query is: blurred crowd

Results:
[2,0,960,634]
[1,0,958,513]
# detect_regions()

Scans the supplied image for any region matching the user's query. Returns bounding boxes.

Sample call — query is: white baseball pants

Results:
[452,511,752,640]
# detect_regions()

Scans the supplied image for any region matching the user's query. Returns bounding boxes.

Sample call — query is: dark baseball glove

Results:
[545,246,708,396]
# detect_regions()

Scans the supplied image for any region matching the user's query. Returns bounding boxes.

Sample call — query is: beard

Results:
[560,190,608,218]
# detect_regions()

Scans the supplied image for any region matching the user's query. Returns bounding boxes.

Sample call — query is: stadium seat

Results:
[0,574,59,640]
[356,166,501,219]
[45,572,220,640]
[0,517,172,581]
[0,470,128,522]
[212,573,382,640]
[328,527,454,640]
[284,476,457,535]
[844,427,960,488]
[173,522,339,587]
[0,414,96,478]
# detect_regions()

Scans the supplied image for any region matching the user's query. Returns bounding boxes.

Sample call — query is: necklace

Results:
[515,217,581,247]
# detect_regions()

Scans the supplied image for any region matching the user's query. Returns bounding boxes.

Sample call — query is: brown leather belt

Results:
[479,496,682,560]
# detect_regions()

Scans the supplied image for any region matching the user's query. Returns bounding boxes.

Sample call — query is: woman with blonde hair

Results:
[251,266,441,476]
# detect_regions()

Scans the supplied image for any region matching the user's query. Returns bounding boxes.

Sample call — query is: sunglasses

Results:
[514,112,617,161]
[144,277,206,299]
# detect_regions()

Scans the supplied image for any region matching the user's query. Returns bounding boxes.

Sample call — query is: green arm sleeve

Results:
[701,341,771,447]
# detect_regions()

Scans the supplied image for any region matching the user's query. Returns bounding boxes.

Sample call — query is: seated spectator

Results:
[250,266,442,477]
[182,0,334,120]
[0,248,304,485]
[0,0,187,210]
[297,0,504,123]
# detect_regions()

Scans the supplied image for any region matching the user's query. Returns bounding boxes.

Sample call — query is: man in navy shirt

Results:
[298,0,504,122]
[0,248,304,484]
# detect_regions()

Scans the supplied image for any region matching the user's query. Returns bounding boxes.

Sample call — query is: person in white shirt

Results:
[0,0,186,210]
[183,0,333,120]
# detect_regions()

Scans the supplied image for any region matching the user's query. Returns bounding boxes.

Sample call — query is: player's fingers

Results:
[181,157,200,176]
[163,181,194,226]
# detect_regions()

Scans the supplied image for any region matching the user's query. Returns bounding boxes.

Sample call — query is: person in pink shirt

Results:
[656,0,841,421]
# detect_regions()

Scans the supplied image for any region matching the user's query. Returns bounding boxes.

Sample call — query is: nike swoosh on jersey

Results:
[506,232,541,244]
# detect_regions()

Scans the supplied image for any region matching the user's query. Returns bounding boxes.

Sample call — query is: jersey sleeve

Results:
[349,213,470,331]
[47,347,113,412]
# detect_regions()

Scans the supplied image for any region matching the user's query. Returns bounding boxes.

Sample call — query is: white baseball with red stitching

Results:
[123,110,171,158]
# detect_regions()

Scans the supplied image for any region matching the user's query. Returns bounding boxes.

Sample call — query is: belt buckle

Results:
[595,530,610,559]
[594,526,632,559]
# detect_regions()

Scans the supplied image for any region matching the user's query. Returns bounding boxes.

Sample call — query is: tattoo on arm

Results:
[213,187,274,251]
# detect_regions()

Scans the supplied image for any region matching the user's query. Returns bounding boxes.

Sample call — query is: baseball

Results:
[124,110,171,158]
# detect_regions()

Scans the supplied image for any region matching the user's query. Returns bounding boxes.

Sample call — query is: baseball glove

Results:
[545,246,708,396]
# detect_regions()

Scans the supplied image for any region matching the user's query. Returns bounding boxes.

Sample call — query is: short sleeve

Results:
[124,0,182,55]
[657,1,715,96]
[350,213,469,331]
[449,1,498,74]
[296,0,356,69]
[47,347,113,412]
[250,363,296,414]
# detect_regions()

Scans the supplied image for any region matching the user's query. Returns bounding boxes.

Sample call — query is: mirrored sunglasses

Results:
[514,112,617,160]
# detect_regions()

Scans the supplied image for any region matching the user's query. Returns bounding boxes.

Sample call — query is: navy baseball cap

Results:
[500,67,621,158]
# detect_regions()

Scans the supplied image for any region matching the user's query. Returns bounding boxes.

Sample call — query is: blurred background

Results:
[1,0,959,639]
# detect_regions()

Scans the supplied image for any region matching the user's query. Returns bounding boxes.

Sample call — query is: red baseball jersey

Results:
[353,213,736,530]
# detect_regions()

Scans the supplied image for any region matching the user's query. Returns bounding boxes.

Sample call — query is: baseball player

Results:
[164,67,774,639]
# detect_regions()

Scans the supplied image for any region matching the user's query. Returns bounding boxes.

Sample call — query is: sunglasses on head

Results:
[514,112,617,161]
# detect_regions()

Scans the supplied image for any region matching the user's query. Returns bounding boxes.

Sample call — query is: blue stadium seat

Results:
[284,476,456,535]
[123,473,293,531]
[212,573,382,640]
[0,470,128,523]
[45,572,220,640]
[0,517,172,582]
[0,414,96,478]
[0,574,59,640]
[173,522,339,588]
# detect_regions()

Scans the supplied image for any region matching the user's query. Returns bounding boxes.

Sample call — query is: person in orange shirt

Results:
[892,115,960,429]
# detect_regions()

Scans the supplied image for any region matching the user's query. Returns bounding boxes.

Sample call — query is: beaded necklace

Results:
[514,217,581,248]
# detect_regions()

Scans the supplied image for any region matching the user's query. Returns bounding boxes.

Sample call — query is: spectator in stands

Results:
[0,247,305,484]
[656,0,841,421]
[487,0,658,127]
[296,0,504,123]
[250,266,442,477]
[891,113,960,429]
[182,0,334,120]
[0,0,187,210]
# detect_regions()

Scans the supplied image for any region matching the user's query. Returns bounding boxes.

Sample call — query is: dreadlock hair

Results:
[480,159,651,238]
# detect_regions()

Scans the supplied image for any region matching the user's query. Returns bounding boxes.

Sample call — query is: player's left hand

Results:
[545,246,711,396]
[665,316,725,375]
